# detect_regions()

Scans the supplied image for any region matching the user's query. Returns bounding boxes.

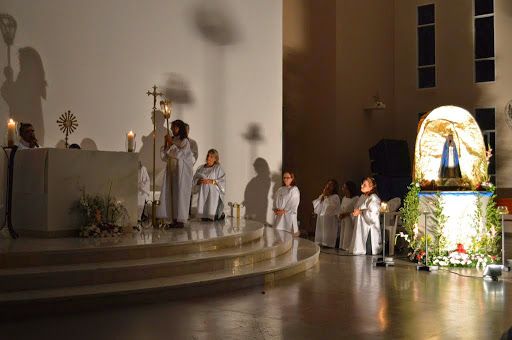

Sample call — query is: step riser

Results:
[0,239,292,292]
[0,229,263,268]
[0,251,319,316]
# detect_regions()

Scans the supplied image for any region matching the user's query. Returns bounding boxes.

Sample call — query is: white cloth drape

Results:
[273,186,300,234]
[156,137,195,223]
[338,196,358,250]
[349,193,381,255]
[138,164,150,218]
[313,194,341,247]
[189,138,199,165]
[193,163,226,219]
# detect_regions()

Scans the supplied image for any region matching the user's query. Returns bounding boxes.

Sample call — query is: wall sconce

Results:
[364,94,386,112]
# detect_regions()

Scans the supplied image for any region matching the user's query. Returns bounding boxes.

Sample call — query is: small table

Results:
[2,145,19,239]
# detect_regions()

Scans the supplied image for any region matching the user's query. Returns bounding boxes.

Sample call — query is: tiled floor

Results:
[3,239,512,340]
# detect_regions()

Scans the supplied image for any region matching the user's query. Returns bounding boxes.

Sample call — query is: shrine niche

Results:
[414,105,488,189]
[399,105,501,269]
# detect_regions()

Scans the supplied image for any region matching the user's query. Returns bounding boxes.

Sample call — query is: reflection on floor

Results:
[3,236,512,339]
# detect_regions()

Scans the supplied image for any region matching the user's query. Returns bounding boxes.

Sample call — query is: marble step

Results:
[0,228,292,292]
[0,238,319,310]
[0,219,263,268]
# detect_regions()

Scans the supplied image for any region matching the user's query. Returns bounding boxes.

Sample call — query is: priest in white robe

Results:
[157,119,195,227]
[313,179,341,248]
[338,181,359,250]
[16,123,40,150]
[193,149,226,221]
[273,171,300,235]
[349,177,381,255]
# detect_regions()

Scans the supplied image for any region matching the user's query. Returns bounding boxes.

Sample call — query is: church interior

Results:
[1,0,512,339]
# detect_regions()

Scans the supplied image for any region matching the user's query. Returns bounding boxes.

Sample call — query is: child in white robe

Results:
[193,149,226,221]
[314,179,341,247]
[273,171,300,235]
[338,181,359,250]
[157,119,195,228]
[349,177,382,255]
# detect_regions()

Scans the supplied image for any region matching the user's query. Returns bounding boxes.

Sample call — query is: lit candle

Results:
[7,119,16,147]
[127,130,135,152]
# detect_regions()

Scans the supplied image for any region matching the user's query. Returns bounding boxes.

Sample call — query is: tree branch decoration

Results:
[57,110,78,148]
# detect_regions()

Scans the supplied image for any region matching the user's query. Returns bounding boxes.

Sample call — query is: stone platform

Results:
[0,218,319,314]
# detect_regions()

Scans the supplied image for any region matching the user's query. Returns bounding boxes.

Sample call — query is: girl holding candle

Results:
[313,179,341,247]
[349,177,382,255]
[338,181,359,250]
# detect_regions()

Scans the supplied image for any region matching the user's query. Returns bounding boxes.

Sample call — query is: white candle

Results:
[7,119,16,147]
[127,131,135,152]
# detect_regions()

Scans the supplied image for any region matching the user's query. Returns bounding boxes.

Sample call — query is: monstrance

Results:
[57,110,78,148]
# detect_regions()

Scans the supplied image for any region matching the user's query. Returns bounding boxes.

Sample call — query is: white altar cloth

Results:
[12,148,138,237]
[418,191,492,251]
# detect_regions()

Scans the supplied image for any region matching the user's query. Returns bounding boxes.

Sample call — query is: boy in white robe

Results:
[193,149,226,221]
[157,119,195,228]
[314,179,341,247]
[273,171,300,235]
[349,177,382,255]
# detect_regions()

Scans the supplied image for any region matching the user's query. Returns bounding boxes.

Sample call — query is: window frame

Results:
[417,4,436,89]
[473,0,496,83]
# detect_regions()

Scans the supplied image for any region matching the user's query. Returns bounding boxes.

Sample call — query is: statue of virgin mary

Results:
[439,134,462,179]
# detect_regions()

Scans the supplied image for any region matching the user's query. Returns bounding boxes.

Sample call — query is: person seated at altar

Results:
[338,181,359,250]
[185,123,199,165]
[69,143,81,149]
[439,133,462,180]
[273,171,300,236]
[138,161,150,220]
[157,119,195,228]
[349,177,381,255]
[193,149,226,221]
[313,179,341,248]
[17,122,40,150]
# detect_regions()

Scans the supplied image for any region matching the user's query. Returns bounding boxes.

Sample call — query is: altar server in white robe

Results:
[193,149,226,221]
[338,181,359,250]
[157,119,195,228]
[313,179,341,247]
[349,177,382,255]
[273,171,300,236]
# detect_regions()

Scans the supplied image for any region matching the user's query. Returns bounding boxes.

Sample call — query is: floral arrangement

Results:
[397,181,501,268]
[71,186,129,238]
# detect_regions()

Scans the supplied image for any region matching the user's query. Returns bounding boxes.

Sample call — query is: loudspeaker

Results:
[369,139,411,177]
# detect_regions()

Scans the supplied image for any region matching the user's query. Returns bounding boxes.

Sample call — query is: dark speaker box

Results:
[369,139,411,177]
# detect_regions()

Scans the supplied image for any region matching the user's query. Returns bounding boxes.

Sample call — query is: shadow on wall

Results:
[1,47,47,145]
[244,157,271,223]
[139,110,168,190]
[54,138,98,150]
[163,73,194,119]
[192,0,240,46]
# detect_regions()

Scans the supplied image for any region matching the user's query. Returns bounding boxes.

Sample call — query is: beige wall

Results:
[284,0,396,233]
[395,0,512,195]
[0,0,282,224]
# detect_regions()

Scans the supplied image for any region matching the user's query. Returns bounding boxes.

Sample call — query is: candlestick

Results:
[7,118,16,147]
[127,130,135,152]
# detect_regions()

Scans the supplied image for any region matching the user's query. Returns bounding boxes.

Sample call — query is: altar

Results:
[418,191,492,251]
[11,148,138,237]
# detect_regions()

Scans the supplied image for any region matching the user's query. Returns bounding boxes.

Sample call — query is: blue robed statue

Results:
[439,134,462,179]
